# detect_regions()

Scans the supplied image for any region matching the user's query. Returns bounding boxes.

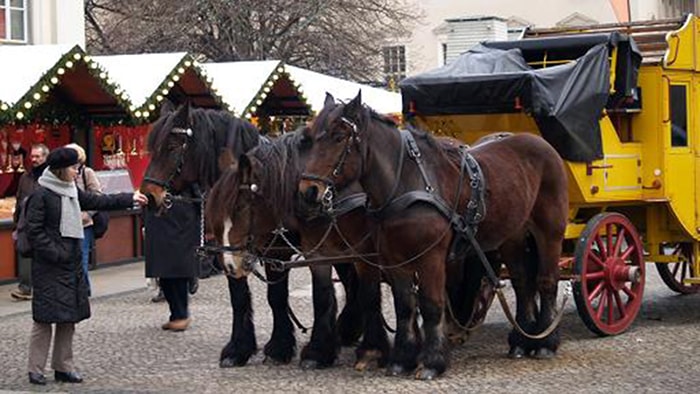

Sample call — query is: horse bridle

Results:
[142,127,193,208]
[301,117,361,213]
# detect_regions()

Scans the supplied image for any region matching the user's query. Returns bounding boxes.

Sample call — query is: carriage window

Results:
[669,85,688,147]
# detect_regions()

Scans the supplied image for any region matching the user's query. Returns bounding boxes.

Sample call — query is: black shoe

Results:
[151,290,165,303]
[55,370,83,383]
[28,372,46,385]
[189,278,199,295]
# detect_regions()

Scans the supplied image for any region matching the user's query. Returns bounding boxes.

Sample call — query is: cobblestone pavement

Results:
[1,266,700,393]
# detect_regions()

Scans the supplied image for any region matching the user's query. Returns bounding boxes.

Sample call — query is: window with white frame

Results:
[383,45,406,87]
[0,0,27,42]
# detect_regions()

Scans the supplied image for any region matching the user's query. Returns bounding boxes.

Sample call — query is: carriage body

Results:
[402,15,700,336]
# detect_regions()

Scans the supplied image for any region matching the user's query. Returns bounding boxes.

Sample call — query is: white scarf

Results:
[38,168,84,239]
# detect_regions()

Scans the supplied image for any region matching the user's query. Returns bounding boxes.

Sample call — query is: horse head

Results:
[141,103,199,210]
[299,91,367,208]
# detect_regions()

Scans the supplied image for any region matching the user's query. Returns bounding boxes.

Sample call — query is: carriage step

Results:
[683,278,700,285]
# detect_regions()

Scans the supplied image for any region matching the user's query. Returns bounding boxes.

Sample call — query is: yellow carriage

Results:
[400,15,700,336]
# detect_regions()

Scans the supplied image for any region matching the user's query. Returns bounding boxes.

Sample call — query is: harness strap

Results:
[332,193,367,216]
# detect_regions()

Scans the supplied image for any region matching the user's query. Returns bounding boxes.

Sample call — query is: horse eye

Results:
[300,135,312,150]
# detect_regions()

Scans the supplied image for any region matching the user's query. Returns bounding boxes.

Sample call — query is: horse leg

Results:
[220,275,257,367]
[299,264,339,369]
[501,236,539,358]
[354,263,390,372]
[415,256,449,380]
[386,273,420,376]
[263,266,296,365]
[531,230,562,359]
[334,263,364,346]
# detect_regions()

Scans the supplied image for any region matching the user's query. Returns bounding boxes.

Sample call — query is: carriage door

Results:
[665,78,696,236]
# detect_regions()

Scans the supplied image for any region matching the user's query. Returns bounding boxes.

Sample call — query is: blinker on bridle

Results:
[142,127,193,209]
[301,116,361,213]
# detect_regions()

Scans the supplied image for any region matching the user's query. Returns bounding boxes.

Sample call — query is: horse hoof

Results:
[300,359,319,370]
[533,348,556,360]
[219,357,245,368]
[263,356,288,366]
[386,364,406,377]
[415,368,439,381]
[508,346,527,359]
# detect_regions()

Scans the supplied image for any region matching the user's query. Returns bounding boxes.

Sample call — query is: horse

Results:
[206,128,391,370]
[298,92,568,379]
[140,103,337,367]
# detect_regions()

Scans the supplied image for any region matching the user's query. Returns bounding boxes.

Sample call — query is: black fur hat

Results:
[47,147,79,169]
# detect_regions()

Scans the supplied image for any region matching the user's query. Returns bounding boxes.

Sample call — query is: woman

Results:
[24,147,148,385]
[65,143,101,295]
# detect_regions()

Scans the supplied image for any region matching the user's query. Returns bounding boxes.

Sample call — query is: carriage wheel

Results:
[573,213,645,336]
[655,243,700,294]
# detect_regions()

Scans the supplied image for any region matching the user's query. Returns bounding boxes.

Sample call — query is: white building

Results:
[384,0,699,82]
[1,0,84,47]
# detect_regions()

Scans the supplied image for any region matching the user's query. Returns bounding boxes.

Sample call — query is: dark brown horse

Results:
[206,129,391,370]
[298,93,568,379]
[140,104,289,367]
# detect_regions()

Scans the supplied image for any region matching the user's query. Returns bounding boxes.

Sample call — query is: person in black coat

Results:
[24,147,148,385]
[143,185,201,332]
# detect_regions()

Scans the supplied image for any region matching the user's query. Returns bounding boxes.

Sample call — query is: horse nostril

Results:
[304,186,319,203]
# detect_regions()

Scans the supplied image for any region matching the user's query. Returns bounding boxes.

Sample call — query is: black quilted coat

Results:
[25,186,134,324]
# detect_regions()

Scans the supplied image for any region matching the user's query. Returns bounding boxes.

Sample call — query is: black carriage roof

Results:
[400,32,642,162]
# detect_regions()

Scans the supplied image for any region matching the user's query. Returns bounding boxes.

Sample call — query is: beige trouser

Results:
[27,321,75,374]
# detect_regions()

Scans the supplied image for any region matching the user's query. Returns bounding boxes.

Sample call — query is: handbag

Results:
[92,211,110,239]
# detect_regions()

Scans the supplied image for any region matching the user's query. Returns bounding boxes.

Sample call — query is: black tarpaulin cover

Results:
[400,35,633,162]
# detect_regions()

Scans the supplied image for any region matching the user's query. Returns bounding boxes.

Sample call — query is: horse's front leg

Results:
[334,262,364,346]
[263,265,296,364]
[415,255,449,380]
[386,273,420,376]
[220,275,257,367]
[354,263,389,372]
[300,264,339,369]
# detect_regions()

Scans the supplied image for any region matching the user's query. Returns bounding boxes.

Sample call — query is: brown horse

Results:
[298,92,568,379]
[206,129,390,370]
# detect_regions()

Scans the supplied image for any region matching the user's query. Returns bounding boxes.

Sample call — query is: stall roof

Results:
[202,60,284,116]
[0,44,75,106]
[0,44,134,122]
[94,52,227,122]
[284,65,402,115]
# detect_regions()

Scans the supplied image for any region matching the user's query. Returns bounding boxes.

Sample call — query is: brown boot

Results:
[161,318,191,331]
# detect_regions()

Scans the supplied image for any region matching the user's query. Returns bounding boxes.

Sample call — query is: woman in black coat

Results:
[24,147,148,385]
[143,185,201,331]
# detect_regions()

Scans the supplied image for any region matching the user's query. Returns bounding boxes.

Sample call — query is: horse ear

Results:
[160,99,176,117]
[344,90,363,117]
[324,92,335,108]
[172,103,192,127]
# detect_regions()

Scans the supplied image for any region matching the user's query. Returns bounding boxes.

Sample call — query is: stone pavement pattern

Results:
[0,263,700,392]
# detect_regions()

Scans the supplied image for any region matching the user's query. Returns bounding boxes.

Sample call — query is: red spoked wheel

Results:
[573,213,645,336]
[655,243,700,294]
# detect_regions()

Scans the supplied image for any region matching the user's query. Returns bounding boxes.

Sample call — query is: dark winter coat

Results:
[25,186,134,323]
[13,163,47,223]
[143,192,201,279]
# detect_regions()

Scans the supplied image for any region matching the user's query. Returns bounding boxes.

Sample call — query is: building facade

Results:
[0,0,84,47]
[384,0,700,83]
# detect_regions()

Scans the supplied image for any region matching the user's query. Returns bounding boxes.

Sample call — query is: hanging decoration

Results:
[93,124,151,187]
[133,55,230,123]
[243,63,311,119]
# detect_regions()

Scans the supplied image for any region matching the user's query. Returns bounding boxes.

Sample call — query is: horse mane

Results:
[148,108,261,189]
[248,130,304,222]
